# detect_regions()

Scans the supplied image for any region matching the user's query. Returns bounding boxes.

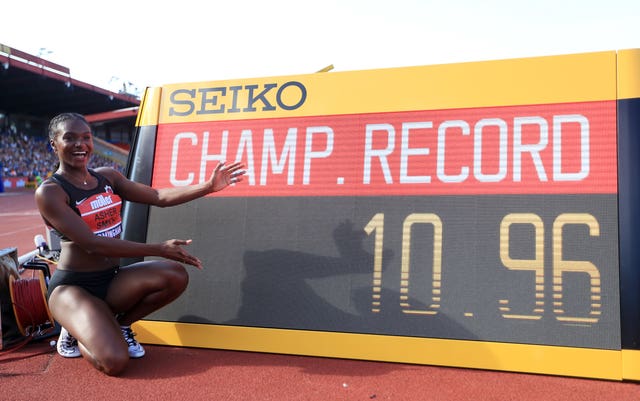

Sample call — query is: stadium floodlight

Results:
[37,48,53,58]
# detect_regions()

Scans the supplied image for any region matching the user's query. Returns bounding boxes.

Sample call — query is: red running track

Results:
[1,189,639,401]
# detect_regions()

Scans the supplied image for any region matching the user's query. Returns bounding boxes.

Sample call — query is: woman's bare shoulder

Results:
[93,166,126,182]
[35,177,68,212]
[35,176,61,196]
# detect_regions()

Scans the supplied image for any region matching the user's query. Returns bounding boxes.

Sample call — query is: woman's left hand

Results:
[210,161,246,192]
[161,239,203,269]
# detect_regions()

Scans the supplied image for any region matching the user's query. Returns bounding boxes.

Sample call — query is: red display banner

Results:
[152,101,617,197]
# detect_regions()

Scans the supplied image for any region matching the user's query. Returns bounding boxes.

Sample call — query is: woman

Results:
[35,113,245,375]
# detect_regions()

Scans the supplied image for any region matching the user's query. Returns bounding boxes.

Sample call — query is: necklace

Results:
[60,171,89,186]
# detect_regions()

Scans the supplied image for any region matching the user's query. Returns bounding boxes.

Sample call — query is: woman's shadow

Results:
[226,219,393,331]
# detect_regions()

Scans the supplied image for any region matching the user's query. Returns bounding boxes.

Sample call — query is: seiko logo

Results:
[90,194,113,210]
[168,81,307,117]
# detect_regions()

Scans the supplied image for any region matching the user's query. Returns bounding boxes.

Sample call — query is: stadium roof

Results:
[0,44,139,118]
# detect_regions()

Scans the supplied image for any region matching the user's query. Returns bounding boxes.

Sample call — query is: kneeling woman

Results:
[36,113,245,375]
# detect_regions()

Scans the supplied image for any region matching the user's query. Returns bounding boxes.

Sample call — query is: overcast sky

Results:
[2,0,639,93]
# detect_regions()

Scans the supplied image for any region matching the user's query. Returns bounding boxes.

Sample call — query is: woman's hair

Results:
[48,112,89,140]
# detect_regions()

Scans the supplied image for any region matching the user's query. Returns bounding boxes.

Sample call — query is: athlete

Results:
[35,113,245,375]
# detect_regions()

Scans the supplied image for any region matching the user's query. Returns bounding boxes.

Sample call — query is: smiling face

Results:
[50,116,93,170]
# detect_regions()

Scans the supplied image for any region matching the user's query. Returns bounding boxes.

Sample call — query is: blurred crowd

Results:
[0,128,124,183]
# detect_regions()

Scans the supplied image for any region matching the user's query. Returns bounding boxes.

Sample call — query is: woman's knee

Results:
[163,261,189,292]
[91,347,129,376]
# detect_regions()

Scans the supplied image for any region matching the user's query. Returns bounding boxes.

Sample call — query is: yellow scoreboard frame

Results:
[124,49,640,380]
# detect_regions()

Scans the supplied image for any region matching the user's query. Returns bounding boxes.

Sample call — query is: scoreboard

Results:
[123,49,640,380]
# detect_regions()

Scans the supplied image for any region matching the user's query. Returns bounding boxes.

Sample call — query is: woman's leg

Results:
[105,260,189,326]
[48,285,129,376]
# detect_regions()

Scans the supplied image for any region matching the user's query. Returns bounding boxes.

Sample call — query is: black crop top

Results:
[45,169,123,242]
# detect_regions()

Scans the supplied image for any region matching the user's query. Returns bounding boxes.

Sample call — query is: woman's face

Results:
[51,118,93,169]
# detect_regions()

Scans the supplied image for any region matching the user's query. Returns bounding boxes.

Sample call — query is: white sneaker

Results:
[56,327,81,358]
[121,326,145,358]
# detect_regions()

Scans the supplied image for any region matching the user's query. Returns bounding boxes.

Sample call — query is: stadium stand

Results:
[0,43,139,191]
[0,127,124,190]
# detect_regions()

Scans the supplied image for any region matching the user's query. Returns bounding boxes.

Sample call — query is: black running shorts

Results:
[47,267,119,301]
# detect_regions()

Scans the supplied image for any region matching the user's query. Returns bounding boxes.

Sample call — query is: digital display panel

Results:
[123,50,640,378]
